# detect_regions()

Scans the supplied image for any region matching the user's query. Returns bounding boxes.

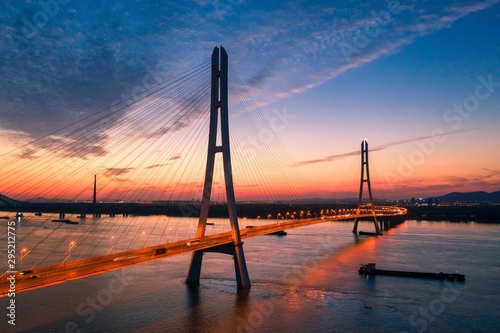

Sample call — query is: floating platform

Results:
[51,219,78,224]
[359,263,465,281]
[358,231,383,236]
[267,230,287,236]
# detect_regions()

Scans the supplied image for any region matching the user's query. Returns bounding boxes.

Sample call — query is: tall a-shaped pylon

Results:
[352,140,381,235]
[186,46,250,288]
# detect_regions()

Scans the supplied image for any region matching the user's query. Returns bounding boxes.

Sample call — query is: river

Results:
[1,215,499,332]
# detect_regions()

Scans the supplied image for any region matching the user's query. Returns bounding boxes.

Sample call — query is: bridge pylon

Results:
[352,139,381,235]
[186,46,251,288]
[93,174,97,204]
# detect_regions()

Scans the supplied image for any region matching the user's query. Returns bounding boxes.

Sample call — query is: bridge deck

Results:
[0,213,404,297]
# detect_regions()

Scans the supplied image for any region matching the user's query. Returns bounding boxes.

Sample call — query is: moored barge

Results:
[359,263,465,281]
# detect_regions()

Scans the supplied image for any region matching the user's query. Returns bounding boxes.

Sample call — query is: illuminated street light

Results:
[69,241,75,259]
[109,236,115,252]
[20,248,28,268]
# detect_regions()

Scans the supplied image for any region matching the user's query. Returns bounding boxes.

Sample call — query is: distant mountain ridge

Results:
[436,191,500,203]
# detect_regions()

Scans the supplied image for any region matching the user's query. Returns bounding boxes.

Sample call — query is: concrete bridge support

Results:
[186,46,250,289]
[353,140,381,235]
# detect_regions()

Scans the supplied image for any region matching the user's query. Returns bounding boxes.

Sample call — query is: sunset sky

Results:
[1,0,499,201]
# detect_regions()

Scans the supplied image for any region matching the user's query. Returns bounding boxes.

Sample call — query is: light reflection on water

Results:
[0,212,273,270]
[1,218,499,332]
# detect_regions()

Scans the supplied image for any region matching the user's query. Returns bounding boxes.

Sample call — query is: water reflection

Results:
[5,219,500,332]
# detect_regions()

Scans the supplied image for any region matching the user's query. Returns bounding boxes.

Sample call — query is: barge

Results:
[268,230,287,236]
[51,219,79,224]
[358,231,383,236]
[359,263,465,281]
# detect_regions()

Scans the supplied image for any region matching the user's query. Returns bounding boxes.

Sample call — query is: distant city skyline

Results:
[1,1,499,200]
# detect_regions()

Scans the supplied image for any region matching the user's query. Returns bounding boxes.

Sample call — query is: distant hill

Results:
[437,191,500,203]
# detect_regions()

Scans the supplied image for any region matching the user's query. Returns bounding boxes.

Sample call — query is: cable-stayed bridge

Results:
[0,208,404,296]
[0,47,406,296]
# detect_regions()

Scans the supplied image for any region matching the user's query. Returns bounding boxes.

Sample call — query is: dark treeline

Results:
[2,201,499,223]
[406,205,500,223]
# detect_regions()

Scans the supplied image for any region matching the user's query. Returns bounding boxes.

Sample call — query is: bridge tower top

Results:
[353,139,381,235]
[93,175,97,205]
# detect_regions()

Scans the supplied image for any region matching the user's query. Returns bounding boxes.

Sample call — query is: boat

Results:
[358,231,383,236]
[51,219,78,224]
[359,263,465,281]
[206,222,215,226]
[0,216,10,219]
[35,212,42,216]
[267,230,287,236]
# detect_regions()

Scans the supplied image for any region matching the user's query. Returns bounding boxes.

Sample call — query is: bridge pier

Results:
[186,251,204,284]
[187,242,250,287]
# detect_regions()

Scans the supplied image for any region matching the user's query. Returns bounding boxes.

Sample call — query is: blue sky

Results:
[1,0,499,199]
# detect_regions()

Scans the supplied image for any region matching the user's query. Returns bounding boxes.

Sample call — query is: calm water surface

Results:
[1,215,499,333]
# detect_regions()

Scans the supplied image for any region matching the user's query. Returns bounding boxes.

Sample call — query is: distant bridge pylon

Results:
[186,46,251,288]
[352,139,381,235]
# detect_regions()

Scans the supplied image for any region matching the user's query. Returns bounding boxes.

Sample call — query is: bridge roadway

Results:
[0,210,405,297]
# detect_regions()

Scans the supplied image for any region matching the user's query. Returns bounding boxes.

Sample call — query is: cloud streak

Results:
[297,129,472,166]
[103,167,135,178]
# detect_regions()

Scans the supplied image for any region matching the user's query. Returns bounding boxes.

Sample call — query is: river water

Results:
[1,215,499,332]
